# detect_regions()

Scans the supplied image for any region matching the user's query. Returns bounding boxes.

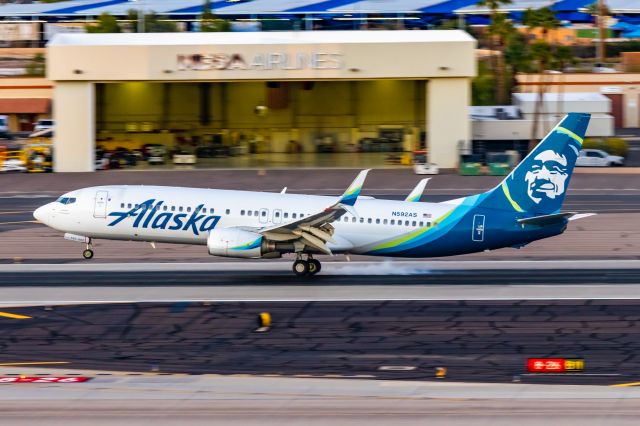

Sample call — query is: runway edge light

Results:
[256,312,271,332]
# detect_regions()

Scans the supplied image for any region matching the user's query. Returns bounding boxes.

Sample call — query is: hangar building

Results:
[47,30,476,172]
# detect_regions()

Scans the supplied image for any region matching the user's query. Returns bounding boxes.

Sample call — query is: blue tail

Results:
[481,113,590,215]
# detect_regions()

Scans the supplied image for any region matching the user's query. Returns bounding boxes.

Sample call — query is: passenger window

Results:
[275,211,280,218]
[375,218,380,224]
[419,221,424,227]
[171,206,175,212]
[383,219,388,225]
[121,203,124,208]
[128,203,132,208]
[254,210,259,216]
[292,213,297,219]
[135,204,139,209]
[367,218,372,224]
[226,209,231,215]
[284,212,289,219]
[412,221,416,226]
[187,207,192,213]
[179,206,183,212]
[247,211,252,217]
[360,218,364,223]
[391,220,395,225]
[352,217,356,223]
[261,211,267,217]
[241,210,245,216]
[163,206,167,211]
[405,220,410,226]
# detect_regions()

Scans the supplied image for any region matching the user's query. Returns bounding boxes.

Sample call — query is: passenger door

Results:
[93,190,109,218]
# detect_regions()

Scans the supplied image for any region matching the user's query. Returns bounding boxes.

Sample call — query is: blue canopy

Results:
[420,0,478,14]
[551,0,594,12]
[286,0,362,13]
[171,1,240,14]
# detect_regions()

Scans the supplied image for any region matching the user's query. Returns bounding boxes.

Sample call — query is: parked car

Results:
[576,149,624,167]
[95,149,109,170]
[143,144,167,165]
[173,150,197,165]
[33,119,55,132]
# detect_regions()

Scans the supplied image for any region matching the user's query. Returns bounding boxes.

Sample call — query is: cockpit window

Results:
[56,197,77,205]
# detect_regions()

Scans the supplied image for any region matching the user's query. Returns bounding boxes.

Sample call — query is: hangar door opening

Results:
[94,80,426,169]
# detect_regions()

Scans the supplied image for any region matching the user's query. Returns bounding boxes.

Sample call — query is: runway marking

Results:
[0,362,69,367]
[0,220,40,225]
[611,382,640,387]
[0,312,31,319]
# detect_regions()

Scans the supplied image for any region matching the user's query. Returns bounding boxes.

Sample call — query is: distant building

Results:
[471,92,614,159]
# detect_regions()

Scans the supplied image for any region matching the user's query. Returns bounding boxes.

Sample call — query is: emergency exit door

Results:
[93,190,109,218]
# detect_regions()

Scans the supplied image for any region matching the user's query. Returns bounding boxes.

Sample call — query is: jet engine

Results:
[207,228,279,258]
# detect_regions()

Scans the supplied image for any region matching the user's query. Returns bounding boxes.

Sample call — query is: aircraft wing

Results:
[257,169,370,254]
[405,178,430,202]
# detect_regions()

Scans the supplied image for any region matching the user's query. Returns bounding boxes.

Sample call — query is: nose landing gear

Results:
[82,239,94,260]
[292,254,321,276]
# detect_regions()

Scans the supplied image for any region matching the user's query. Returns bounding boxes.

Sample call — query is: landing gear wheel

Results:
[308,259,321,275]
[82,249,94,260]
[293,260,309,276]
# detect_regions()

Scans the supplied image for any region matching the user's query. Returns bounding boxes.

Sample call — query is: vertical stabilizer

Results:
[482,113,590,215]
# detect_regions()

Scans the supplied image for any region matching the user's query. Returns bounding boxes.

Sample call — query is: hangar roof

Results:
[49,28,475,46]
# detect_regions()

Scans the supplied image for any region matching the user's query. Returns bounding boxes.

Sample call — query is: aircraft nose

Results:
[33,204,50,224]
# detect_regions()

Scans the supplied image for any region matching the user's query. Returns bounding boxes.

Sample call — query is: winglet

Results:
[337,169,370,206]
[405,178,430,202]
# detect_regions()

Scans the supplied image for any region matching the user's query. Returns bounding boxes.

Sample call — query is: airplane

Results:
[34,113,593,276]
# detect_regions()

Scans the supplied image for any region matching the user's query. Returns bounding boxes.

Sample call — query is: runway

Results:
[1,260,640,287]
[1,263,639,423]
[1,300,640,385]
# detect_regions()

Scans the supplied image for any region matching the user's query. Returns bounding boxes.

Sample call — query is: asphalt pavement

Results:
[0,300,639,385]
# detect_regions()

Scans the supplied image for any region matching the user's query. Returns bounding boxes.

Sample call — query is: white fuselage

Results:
[36,185,457,255]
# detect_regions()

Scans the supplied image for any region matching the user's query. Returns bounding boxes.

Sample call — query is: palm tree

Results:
[586,1,610,66]
[477,0,513,104]
[522,7,560,147]
[529,40,553,150]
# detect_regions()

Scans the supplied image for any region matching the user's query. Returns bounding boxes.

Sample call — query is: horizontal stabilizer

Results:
[568,213,597,221]
[517,212,575,227]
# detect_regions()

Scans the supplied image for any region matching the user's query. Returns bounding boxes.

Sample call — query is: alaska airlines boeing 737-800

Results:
[34,113,593,276]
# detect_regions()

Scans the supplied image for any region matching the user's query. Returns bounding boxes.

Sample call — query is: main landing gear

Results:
[82,239,94,260]
[292,254,321,277]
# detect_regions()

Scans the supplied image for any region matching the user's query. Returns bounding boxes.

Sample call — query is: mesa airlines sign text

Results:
[177,52,344,71]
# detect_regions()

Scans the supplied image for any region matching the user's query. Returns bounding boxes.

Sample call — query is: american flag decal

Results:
[423,213,431,218]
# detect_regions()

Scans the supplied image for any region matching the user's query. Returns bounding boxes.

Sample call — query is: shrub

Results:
[605,138,628,157]
[582,137,628,157]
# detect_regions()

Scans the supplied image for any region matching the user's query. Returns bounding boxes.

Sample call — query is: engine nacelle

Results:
[207,228,266,258]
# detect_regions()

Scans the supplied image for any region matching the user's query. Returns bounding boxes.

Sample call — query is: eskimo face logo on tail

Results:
[107,199,220,235]
[524,150,569,204]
